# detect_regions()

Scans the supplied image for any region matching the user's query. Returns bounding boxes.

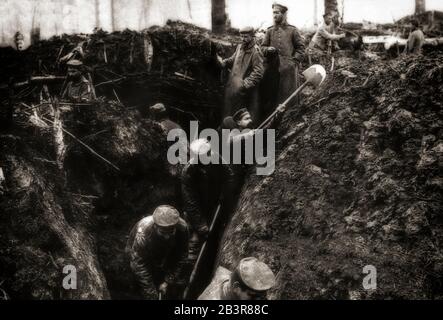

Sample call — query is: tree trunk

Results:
[111,0,116,31]
[415,0,426,14]
[211,0,226,34]
[95,0,100,29]
[324,0,338,17]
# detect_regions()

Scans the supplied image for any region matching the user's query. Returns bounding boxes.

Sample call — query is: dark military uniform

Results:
[126,215,189,299]
[61,76,93,102]
[262,23,305,103]
[181,160,235,234]
[181,159,235,262]
[222,42,264,124]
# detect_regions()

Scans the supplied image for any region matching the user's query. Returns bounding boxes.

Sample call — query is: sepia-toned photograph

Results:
[0,0,442,303]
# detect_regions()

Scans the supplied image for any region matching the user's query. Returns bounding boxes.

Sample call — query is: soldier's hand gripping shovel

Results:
[258,64,327,129]
[183,204,222,300]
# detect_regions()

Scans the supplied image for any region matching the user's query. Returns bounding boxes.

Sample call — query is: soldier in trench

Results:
[217,26,265,126]
[261,3,305,105]
[198,257,276,300]
[218,105,286,197]
[126,205,189,299]
[181,139,236,266]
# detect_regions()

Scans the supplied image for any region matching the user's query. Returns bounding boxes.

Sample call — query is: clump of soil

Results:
[218,52,443,299]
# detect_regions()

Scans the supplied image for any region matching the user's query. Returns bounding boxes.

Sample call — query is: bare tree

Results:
[139,0,150,30]
[415,0,426,14]
[111,0,117,31]
[95,0,100,29]
[211,0,226,34]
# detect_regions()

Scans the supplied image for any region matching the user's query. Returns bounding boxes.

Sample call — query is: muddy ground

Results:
[218,51,443,299]
[1,22,442,299]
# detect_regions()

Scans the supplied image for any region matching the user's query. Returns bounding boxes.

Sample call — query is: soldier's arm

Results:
[221,46,238,69]
[318,25,344,41]
[292,27,306,62]
[243,48,264,89]
[129,231,157,298]
[182,171,207,232]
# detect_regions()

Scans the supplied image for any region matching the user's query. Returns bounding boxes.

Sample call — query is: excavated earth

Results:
[218,51,443,299]
[1,21,442,300]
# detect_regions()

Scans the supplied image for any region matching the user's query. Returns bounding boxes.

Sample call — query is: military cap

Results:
[232,108,250,122]
[152,205,180,227]
[149,103,167,114]
[240,26,255,34]
[272,2,288,13]
[237,257,276,291]
[190,138,211,156]
[66,59,83,68]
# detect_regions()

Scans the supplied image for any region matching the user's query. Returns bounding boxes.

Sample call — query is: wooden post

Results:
[211,0,226,34]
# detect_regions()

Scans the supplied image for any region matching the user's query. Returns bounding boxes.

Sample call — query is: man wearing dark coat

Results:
[261,3,305,104]
[218,27,264,126]
[126,205,189,299]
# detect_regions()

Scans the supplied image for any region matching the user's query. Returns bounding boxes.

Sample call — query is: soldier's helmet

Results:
[152,205,180,227]
[236,257,276,292]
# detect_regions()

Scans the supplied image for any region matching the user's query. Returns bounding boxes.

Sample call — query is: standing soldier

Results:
[198,257,276,300]
[261,3,305,104]
[61,60,94,103]
[126,205,189,299]
[218,27,264,125]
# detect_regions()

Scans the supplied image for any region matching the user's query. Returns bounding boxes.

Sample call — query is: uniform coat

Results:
[262,23,305,103]
[222,42,264,124]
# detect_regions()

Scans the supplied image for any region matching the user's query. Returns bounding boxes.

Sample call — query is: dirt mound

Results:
[218,52,443,299]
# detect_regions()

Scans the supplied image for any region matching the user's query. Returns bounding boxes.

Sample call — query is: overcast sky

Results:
[1,0,443,46]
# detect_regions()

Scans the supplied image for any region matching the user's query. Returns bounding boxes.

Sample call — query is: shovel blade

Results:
[302,64,327,88]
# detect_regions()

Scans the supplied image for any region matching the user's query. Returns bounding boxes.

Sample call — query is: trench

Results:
[86,74,228,299]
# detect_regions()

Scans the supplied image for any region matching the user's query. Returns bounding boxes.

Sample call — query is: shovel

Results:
[258,64,326,129]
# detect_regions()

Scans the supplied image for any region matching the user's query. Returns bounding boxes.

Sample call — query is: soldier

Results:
[218,27,264,125]
[198,257,276,300]
[149,102,188,177]
[406,20,425,55]
[181,139,235,262]
[61,60,94,103]
[307,13,346,66]
[261,3,305,104]
[126,205,189,299]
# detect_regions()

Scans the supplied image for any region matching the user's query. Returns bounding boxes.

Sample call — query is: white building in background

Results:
[1,0,443,47]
